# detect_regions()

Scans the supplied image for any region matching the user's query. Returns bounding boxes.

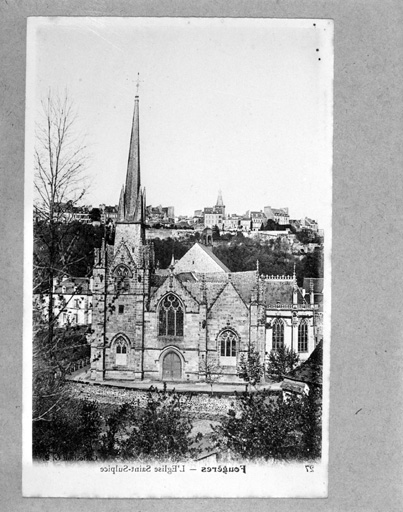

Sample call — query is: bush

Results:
[119,386,200,461]
[33,398,102,461]
[212,389,321,461]
[33,385,200,462]
[266,346,300,382]
[237,349,263,390]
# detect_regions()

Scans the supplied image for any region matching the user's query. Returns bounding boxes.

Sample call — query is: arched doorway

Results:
[162,351,182,381]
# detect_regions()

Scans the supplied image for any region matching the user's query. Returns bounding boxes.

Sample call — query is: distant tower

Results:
[214,189,225,217]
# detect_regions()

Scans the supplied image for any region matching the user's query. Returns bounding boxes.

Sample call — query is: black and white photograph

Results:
[23,17,332,498]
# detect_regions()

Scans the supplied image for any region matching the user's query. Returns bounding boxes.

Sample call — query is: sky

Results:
[27,17,333,227]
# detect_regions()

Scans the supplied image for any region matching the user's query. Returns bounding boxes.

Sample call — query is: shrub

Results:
[212,389,321,461]
[266,346,300,382]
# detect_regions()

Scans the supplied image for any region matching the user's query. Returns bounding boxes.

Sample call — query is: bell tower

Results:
[91,85,154,382]
[114,92,146,256]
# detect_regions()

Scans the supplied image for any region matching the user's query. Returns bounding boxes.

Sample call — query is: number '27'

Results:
[305,465,314,472]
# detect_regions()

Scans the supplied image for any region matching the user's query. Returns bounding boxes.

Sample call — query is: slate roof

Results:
[150,241,314,310]
[285,341,323,387]
[151,268,312,309]
[261,280,294,306]
[151,273,168,287]
[195,243,231,272]
[229,272,257,304]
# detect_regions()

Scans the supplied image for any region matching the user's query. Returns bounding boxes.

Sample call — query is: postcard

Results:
[23,16,332,498]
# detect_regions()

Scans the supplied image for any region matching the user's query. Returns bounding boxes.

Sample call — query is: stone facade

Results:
[89,94,321,385]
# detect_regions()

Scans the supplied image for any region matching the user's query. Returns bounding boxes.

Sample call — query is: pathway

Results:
[67,366,282,395]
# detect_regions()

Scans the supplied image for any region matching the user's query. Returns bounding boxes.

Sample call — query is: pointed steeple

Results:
[216,189,224,207]
[117,185,125,221]
[124,93,141,222]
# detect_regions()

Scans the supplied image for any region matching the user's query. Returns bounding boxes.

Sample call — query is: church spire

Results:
[124,91,142,222]
[216,189,224,207]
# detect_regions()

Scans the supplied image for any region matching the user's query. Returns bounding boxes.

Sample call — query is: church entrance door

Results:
[162,351,181,381]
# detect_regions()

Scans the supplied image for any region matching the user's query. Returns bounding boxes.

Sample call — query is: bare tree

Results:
[34,90,89,309]
[33,91,90,425]
[34,90,87,221]
[199,355,223,395]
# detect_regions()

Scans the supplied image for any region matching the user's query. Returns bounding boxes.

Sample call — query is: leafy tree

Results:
[153,237,189,269]
[261,219,281,231]
[33,387,205,462]
[212,389,321,461]
[237,348,264,391]
[119,386,200,461]
[298,387,322,459]
[90,207,101,222]
[302,247,323,279]
[33,398,102,461]
[32,325,91,459]
[212,224,221,240]
[98,403,131,460]
[295,229,321,245]
[266,346,300,382]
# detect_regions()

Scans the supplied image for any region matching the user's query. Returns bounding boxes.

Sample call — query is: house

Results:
[35,276,93,327]
[203,191,226,229]
[250,211,267,231]
[265,206,290,226]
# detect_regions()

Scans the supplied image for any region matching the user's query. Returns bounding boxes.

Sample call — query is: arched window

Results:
[272,319,284,350]
[158,294,184,336]
[115,340,128,366]
[114,264,131,294]
[219,329,238,365]
[298,319,308,353]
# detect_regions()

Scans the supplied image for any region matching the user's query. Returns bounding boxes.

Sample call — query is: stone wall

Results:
[68,382,238,420]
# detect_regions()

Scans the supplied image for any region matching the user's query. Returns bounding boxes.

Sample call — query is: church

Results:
[90,94,321,384]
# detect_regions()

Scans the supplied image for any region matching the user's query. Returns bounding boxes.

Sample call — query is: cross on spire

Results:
[135,73,143,96]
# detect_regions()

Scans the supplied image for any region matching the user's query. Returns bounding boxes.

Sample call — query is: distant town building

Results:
[272,208,290,225]
[203,191,226,229]
[250,211,267,231]
[146,204,175,226]
[223,214,241,231]
[99,204,118,224]
[239,216,252,231]
[51,203,93,223]
[301,217,319,232]
[35,276,93,327]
